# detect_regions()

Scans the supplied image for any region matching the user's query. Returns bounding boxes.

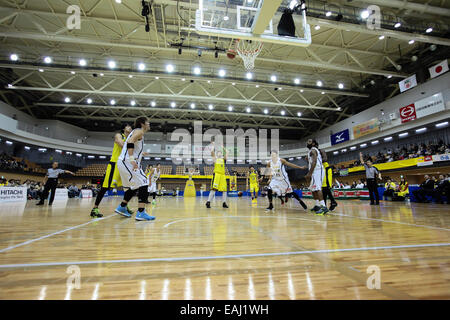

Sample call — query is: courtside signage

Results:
[330,129,350,145]
[0,187,27,202]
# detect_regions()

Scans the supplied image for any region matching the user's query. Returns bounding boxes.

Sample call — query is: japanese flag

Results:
[429,60,449,78]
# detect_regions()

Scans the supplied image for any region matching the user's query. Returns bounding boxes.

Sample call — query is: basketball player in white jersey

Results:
[306,139,328,215]
[116,117,155,221]
[265,150,308,211]
[147,163,160,205]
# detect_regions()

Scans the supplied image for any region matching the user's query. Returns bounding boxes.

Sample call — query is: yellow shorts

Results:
[250,183,259,193]
[102,162,122,188]
[211,173,227,192]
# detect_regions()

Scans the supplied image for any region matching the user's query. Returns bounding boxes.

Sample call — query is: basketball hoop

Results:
[235,39,263,70]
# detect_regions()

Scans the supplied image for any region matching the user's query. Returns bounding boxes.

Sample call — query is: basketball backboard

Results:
[195,0,311,47]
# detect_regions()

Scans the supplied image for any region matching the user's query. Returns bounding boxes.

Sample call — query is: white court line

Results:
[0,242,449,269]
[329,213,450,232]
[0,214,116,253]
[163,215,324,228]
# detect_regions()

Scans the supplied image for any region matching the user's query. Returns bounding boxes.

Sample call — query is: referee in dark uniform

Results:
[36,162,74,206]
[360,152,382,205]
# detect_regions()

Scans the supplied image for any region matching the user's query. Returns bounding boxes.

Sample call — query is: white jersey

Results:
[118,129,144,163]
[148,168,160,184]
[308,147,323,172]
[268,157,292,195]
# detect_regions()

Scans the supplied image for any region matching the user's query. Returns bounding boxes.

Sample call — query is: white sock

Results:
[315,200,319,206]
[207,191,215,202]
[222,192,227,203]
[319,200,325,206]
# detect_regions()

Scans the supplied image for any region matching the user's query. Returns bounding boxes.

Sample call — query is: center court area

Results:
[0,197,449,300]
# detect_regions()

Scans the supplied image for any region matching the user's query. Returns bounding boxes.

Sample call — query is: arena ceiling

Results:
[0,0,449,139]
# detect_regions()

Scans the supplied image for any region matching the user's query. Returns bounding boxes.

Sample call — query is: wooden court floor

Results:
[0,196,449,300]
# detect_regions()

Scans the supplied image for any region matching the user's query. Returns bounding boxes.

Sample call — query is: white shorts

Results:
[269,179,292,196]
[148,182,157,193]
[309,169,324,192]
[117,160,148,190]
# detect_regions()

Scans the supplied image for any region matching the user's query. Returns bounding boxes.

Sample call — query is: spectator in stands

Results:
[412,175,435,203]
[383,178,396,199]
[356,180,365,189]
[0,176,7,187]
[394,176,409,200]
[433,175,450,204]
[351,181,357,188]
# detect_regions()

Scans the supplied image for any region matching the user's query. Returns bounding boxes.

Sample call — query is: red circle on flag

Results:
[435,66,443,73]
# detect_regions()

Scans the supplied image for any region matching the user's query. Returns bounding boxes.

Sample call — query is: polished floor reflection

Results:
[0,196,449,299]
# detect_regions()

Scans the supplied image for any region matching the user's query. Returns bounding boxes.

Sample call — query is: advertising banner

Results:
[352,118,379,139]
[330,129,350,145]
[0,187,27,202]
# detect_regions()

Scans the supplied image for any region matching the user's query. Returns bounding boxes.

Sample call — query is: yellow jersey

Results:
[322,162,333,188]
[214,158,225,175]
[249,171,258,185]
[110,133,126,163]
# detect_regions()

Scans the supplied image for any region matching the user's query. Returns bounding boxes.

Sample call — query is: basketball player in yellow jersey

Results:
[90,124,132,218]
[316,141,338,211]
[247,165,261,202]
[206,142,229,209]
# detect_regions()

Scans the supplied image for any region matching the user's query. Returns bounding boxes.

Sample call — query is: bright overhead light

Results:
[110,99,116,105]
[326,11,332,17]
[338,83,344,89]
[294,78,300,85]
[371,140,379,145]
[100,73,104,76]
[297,112,302,117]
[128,75,133,78]
[39,148,47,152]
[350,146,357,151]
[207,80,211,83]
[232,82,236,86]
[155,76,159,79]
[6,141,13,145]
[115,0,122,3]
[378,35,385,40]
[270,75,277,82]
[79,59,87,66]
[64,97,71,103]
[408,40,415,45]
[171,102,176,108]
[166,64,174,72]
[76,153,82,157]
[218,69,226,77]
[263,109,269,114]
[314,25,320,30]
[138,63,146,71]
[316,80,323,86]
[151,101,156,107]
[394,22,401,28]
[436,121,448,128]
[280,110,286,116]
[321,91,325,95]
[341,149,347,153]
[387,75,392,78]
[190,103,196,109]
[246,72,253,80]
[43,56,52,64]
[223,16,229,21]
[87,98,92,104]
[108,60,116,69]
[333,151,339,155]
[360,10,369,19]
[228,105,233,111]
[70,71,76,75]
[255,85,260,88]
[399,132,408,137]
[181,78,186,81]
[300,89,304,93]
[24,146,30,150]
[193,66,201,75]
[10,54,18,61]
[246,107,251,113]
[38,69,44,72]
[337,107,342,111]
[426,27,433,33]
[360,143,367,147]
[208,104,214,110]
[7,84,13,88]
[384,136,393,141]
[130,100,136,106]
[415,127,427,133]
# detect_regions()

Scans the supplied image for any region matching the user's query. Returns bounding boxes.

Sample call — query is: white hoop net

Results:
[235,39,263,70]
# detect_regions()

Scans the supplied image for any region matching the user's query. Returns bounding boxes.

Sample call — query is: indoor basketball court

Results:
[0,0,449,302]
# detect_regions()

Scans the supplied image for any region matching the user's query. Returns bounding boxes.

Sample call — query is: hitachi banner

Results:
[0,187,27,202]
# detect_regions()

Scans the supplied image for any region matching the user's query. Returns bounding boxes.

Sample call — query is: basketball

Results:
[238,191,243,197]
[226,50,236,59]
